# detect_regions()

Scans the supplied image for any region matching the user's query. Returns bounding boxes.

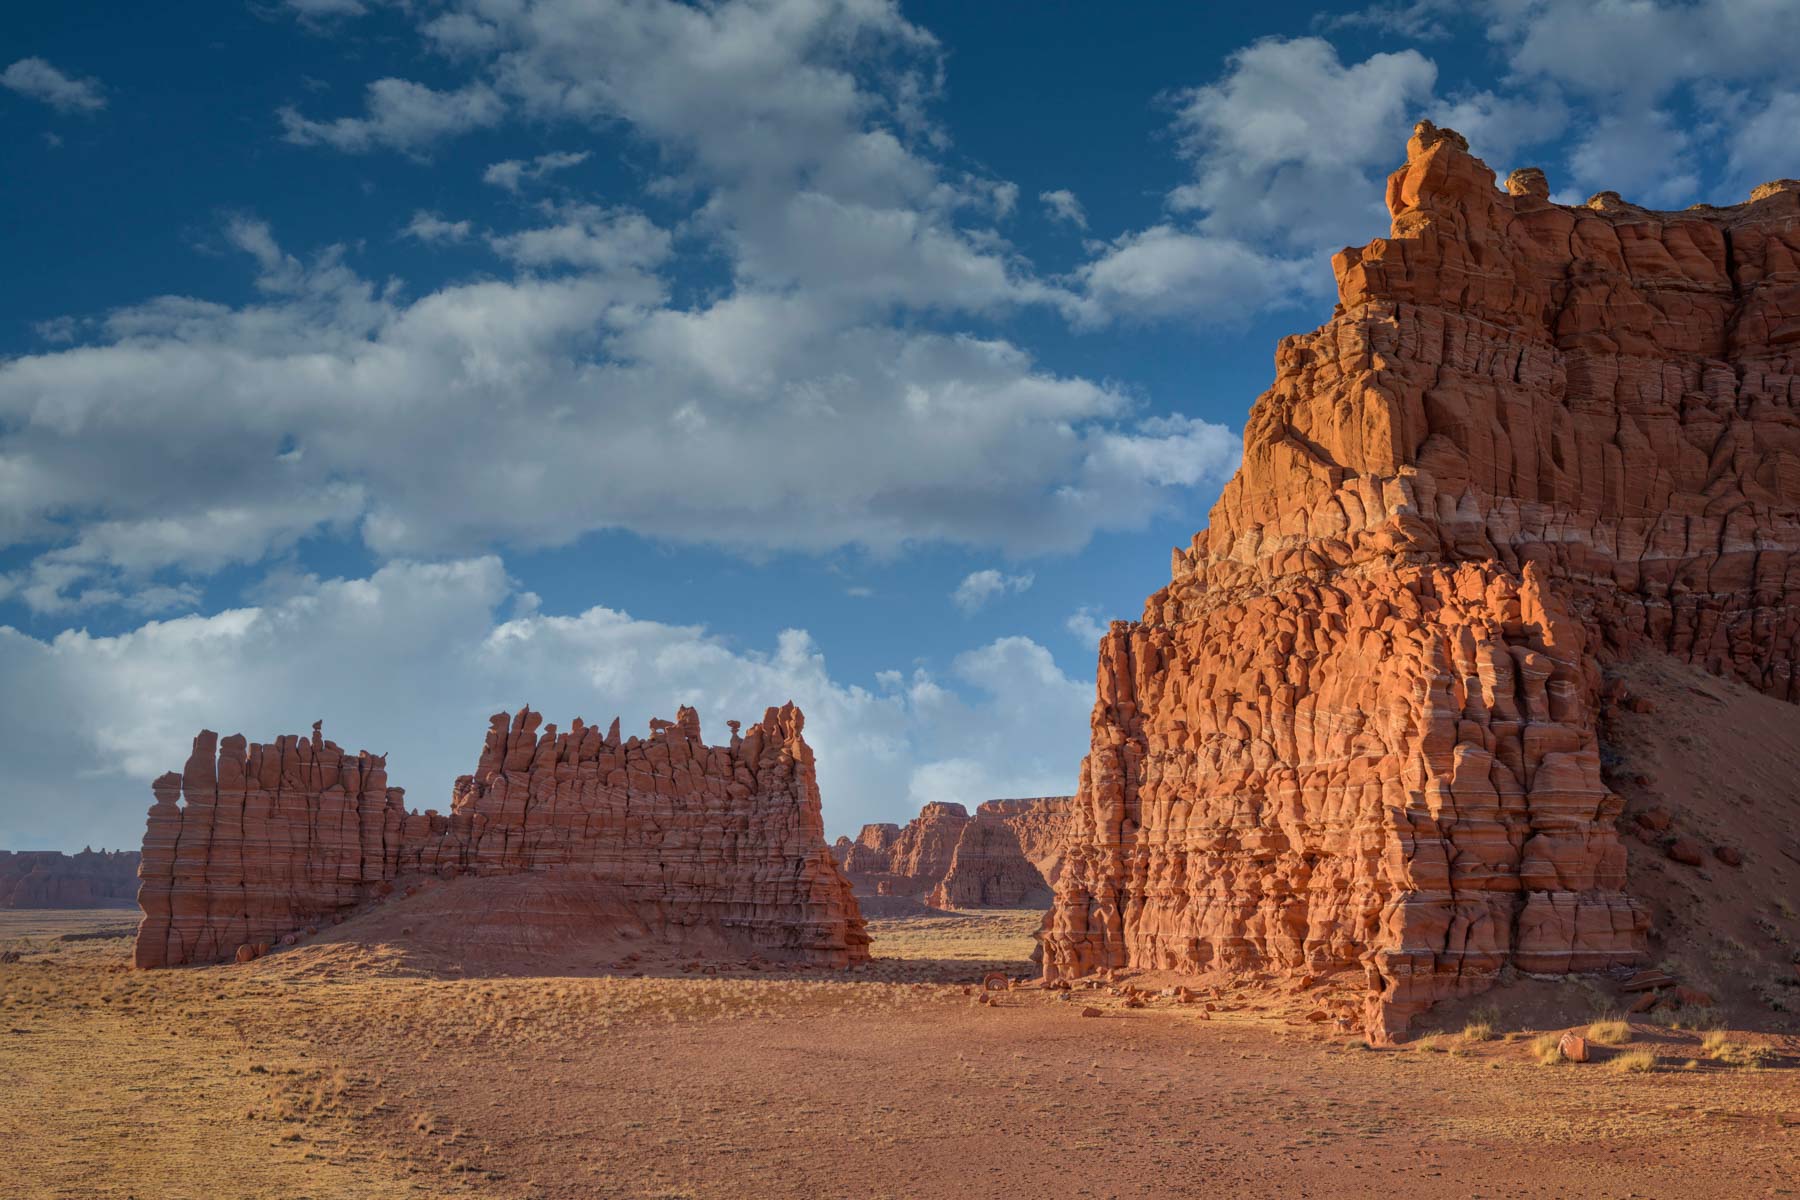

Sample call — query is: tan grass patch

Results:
[1607,1048,1658,1074]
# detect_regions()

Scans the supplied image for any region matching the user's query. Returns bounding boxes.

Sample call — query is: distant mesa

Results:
[832,796,1069,913]
[1040,121,1800,1042]
[0,849,140,910]
[133,703,868,971]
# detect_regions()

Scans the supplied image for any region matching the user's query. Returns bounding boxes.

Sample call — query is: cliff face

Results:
[0,849,140,909]
[135,704,867,969]
[928,817,1047,909]
[840,802,970,898]
[135,723,404,968]
[974,798,1069,888]
[837,797,1070,909]
[1041,123,1800,1040]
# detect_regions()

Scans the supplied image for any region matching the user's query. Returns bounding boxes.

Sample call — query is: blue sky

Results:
[3,0,1796,850]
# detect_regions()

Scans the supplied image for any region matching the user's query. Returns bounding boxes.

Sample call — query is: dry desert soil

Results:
[3,906,1797,1199]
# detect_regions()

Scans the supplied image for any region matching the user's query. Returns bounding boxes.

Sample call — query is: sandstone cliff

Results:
[839,802,970,900]
[836,797,1069,910]
[0,849,140,909]
[135,705,867,969]
[973,798,1069,888]
[1041,122,1800,1041]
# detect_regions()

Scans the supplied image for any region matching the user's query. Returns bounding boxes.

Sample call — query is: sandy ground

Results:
[2,905,1796,1199]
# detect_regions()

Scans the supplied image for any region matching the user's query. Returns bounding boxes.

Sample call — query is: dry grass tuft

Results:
[1585,1018,1631,1046]
[1702,1030,1775,1068]
[1607,1048,1658,1074]
[1529,1033,1566,1066]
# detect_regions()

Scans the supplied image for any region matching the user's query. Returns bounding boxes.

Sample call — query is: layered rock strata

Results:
[835,797,1069,909]
[928,816,1050,909]
[135,723,401,968]
[837,802,971,899]
[1041,122,1800,1040]
[974,798,1070,888]
[0,849,140,908]
[135,705,867,969]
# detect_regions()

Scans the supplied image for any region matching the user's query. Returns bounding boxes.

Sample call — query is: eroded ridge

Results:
[135,704,868,969]
[1042,121,1800,1040]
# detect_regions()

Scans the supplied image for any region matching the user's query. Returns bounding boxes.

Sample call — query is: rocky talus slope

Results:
[1599,657,1798,1026]
[0,849,140,908]
[834,797,1069,910]
[135,705,867,969]
[1041,122,1800,1040]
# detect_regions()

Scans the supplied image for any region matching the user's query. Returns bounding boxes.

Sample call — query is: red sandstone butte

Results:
[1041,121,1800,1042]
[135,705,867,969]
[836,797,1069,909]
[0,849,140,909]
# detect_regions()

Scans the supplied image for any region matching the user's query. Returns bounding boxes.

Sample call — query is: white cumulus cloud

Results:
[2,58,106,113]
[279,78,504,154]
[483,150,591,192]
[1039,188,1087,228]
[1064,605,1109,647]
[951,569,1034,614]
[0,557,1090,849]
[403,212,474,243]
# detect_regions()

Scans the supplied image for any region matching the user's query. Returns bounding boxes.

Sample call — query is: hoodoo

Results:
[1040,122,1800,1040]
[134,703,867,969]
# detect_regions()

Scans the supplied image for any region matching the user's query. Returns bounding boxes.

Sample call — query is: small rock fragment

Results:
[1667,838,1706,866]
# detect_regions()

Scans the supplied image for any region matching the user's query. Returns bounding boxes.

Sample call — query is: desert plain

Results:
[3,904,1795,1200]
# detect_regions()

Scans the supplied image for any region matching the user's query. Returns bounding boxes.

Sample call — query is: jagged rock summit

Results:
[1041,122,1800,1041]
[134,703,868,971]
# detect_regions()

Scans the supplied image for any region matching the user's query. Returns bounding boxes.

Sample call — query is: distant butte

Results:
[0,849,140,909]
[1040,122,1800,1041]
[834,796,1069,912]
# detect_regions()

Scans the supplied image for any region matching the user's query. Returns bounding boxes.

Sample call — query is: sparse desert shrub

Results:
[1530,1033,1565,1065]
[1650,1004,1721,1031]
[1607,1048,1657,1073]
[1702,1030,1774,1067]
[1711,937,1751,965]
[1459,1019,1493,1042]
[1586,1018,1631,1045]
